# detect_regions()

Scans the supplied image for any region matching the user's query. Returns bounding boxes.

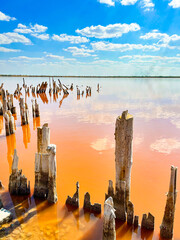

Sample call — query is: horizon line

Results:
[0,74,180,78]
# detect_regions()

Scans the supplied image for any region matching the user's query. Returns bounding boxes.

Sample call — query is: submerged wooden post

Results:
[46,144,58,203]
[160,166,177,239]
[9,149,30,195]
[19,98,29,125]
[103,197,116,240]
[115,110,133,203]
[66,182,79,208]
[34,123,57,203]
[105,111,133,221]
[4,110,15,136]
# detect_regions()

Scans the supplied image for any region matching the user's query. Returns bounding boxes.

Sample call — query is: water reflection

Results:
[59,93,68,108]
[33,117,41,130]
[0,115,3,134]
[0,77,180,240]
[6,134,16,173]
[38,93,48,104]
[22,124,31,148]
[53,92,58,102]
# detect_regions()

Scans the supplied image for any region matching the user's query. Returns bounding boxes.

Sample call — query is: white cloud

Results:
[64,47,95,56]
[169,0,180,8]
[76,23,140,39]
[140,30,180,44]
[10,56,44,61]
[14,23,47,33]
[0,11,16,21]
[121,0,138,5]
[46,54,76,61]
[91,41,159,52]
[150,138,180,154]
[99,0,154,10]
[91,59,117,64]
[14,23,49,40]
[31,33,49,40]
[0,47,20,52]
[32,24,47,33]
[0,32,31,45]
[99,0,115,6]
[119,54,180,63]
[141,0,154,10]
[52,34,89,44]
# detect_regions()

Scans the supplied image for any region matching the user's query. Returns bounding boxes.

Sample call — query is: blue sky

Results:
[0,0,180,75]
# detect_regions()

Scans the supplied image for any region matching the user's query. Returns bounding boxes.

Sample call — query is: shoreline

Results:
[0,75,180,78]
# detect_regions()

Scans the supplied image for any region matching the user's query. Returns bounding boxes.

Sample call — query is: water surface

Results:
[0,77,180,240]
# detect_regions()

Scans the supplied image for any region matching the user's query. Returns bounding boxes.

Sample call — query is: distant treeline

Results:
[0,74,180,78]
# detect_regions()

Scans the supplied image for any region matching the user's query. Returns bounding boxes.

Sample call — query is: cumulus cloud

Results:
[0,11,16,21]
[14,23,47,33]
[99,0,154,10]
[91,41,159,52]
[140,30,180,44]
[64,47,95,56]
[76,23,140,39]
[121,0,138,5]
[169,0,180,8]
[31,33,49,40]
[14,23,49,40]
[99,0,115,6]
[0,32,31,45]
[150,138,180,154]
[141,0,154,10]
[0,47,20,52]
[52,34,89,44]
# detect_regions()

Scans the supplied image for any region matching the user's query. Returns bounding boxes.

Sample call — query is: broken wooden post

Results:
[83,192,101,214]
[115,110,133,204]
[97,83,100,92]
[34,123,57,203]
[105,111,133,221]
[32,99,40,118]
[19,98,29,125]
[46,144,58,203]
[7,94,16,114]
[134,216,139,228]
[103,197,116,240]
[66,182,79,208]
[9,149,30,195]
[127,200,134,225]
[160,166,177,239]
[141,213,154,230]
[4,110,15,136]
[105,179,126,221]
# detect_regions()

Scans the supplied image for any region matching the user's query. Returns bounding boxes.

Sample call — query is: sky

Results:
[0,0,180,76]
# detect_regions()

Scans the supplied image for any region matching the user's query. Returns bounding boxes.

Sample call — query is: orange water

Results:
[0,77,180,240]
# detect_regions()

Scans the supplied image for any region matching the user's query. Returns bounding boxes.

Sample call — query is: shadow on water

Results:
[141,228,154,240]
[79,217,103,240]
[0,191,52,238]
